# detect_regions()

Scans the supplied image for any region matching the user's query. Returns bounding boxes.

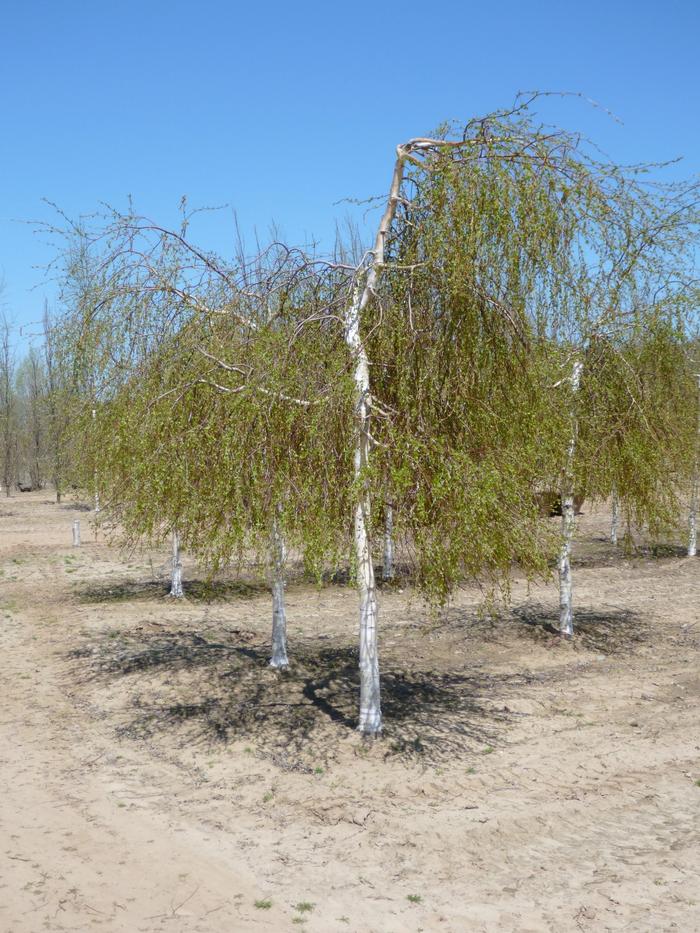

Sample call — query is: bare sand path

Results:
[1,493,699,931]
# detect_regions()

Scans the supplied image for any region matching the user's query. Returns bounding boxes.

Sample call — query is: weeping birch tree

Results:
[55,216,354,671]
[351,99,699,709]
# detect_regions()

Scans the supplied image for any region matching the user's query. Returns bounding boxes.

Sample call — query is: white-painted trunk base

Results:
[357,498,381,735]
[269,516,289,669]
[558,361,582,638]
[269,592,289,669]
[169,530,184,598]
[558,492,575,637]
[610,489,619,546]
[689,490,697,558]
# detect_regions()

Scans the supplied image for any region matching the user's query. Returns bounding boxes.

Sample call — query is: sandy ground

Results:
[0,492,698,932]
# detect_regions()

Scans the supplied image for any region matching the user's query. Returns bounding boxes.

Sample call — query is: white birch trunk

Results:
[356,484,380,734]
[347,281,381,735]
[558,490,575,636]
[382,504,394,582]
[169,529,184,598]
[344,143,410,735]
[610,486,619,546]
[688,375,700,558]
[72,520,81,547]
[269,513,289,669]
[345,146,408,736]
[559,361,583,637]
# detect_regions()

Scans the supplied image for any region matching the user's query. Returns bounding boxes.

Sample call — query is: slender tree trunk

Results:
[92,408,100,513]
[559,361,583,637]
[169,529,184,597]
[347,281,381,734]
[343,143,410,735]
[688,375,700,558]
[269,512,289,669]
[610,486,619,546]
[558,489,575,636]
[382,504,394,582]
[356,484,380,733]
[1,315,15,499]
[54,452,63,504]
[689,487,698,558]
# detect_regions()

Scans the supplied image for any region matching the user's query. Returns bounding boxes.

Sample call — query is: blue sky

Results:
[1,0,698,348]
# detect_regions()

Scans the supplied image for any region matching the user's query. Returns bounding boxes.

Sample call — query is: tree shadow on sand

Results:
[405,601,649,657]
[511,603,648,653]
[75,578,269,604]
[317,561,413,587]
[563,536,688,570]
[629,542,689,560]
[68,629,522,765]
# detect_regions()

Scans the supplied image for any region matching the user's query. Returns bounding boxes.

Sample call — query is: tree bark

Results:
[169,529,184,597]
[559,361,583,637]
[269,512,289,669]
[610,486,619,546]
[382,504,394,582]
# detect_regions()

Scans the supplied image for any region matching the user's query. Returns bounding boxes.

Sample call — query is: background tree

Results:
[42,304,76,503]
[0,312,18,495]
[15,346,47,490]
